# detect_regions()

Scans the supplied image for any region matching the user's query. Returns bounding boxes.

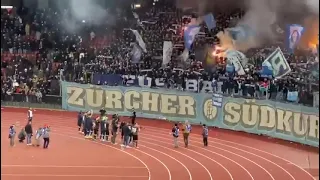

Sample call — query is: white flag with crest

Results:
[163,41,173,65]
[225,49,246,75]
[263,47,291,78]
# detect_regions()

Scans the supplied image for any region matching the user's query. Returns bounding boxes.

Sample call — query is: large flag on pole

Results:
[184,25,200,50]
[225,49,246,75]
[131,43,142,63]
[262,47,291,78]
[287,24,304,53]
[203,13,216,30]
[163,41,173,65]
[132,12,144,28]
[130,29,147,53]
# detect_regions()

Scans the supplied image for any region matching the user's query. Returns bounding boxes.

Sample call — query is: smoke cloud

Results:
[177,0,319,52]
[305,0,319,15]
[54,0,116,33]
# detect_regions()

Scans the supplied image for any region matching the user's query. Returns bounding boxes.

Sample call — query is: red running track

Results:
[1,107,319,180]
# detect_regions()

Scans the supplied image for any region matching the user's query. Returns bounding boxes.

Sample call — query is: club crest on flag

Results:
[263,48,291,78]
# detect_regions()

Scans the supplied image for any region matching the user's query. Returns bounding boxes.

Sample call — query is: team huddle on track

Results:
[77,108,209,148]
[77,109,140,148]
[8,108,209,149]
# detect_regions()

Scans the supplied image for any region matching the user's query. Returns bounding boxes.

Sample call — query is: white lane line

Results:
[0,120,277,180]
[143,125,315,180]
[2,124,171,180]
[144,128,299,180]
[1,174,148,178]
[146,129,294,180]
[140,136,233,180]
[140,133,253,180]
[40,124,209,180]
[1,165,146,169]
[132,148,172,180]
[142,133,270,180]
[0,124,151,180]
[134,139,213,180]
[1,115,313,180]
[139,144,193,180]
[54,132,153,179]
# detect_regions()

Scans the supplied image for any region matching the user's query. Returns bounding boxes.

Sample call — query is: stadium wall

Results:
[61,81,319,147]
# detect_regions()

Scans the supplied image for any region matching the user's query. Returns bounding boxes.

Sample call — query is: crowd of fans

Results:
[1,1,318,107]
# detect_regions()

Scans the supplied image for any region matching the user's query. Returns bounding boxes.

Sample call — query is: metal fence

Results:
[1,93,62,109]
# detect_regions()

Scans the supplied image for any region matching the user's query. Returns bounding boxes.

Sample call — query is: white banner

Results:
[179,48,190,62]
[163,41,173,65]
[130,29,147,53]
[225,49,246,75]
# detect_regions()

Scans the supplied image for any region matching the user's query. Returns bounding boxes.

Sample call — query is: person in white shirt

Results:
[28,108,33,122]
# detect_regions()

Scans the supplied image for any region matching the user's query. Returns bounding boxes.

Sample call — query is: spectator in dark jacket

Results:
[18,128,26,143]
[131,111,136,125]
[121,122,131,148]
[77,111,83,133]
[111,118,119,145]
[24,121,33,145]
[42,125,50,149]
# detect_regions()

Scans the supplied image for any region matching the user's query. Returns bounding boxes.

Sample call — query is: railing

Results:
[1,93,62,109]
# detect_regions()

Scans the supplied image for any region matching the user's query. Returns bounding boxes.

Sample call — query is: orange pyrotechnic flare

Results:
[211,46,226,58]
[299,16,319,51]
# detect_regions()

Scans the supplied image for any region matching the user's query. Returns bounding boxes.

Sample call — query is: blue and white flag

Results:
[163,41,173,65]
[225,49,246,75]
[203,13,216,30]
[263,47,291,78]
[226,63,235,73]
[227,24,256,42]
[184,25,200,50]
[287,91,299,102]
[212,93,223,107]
[260,61,273,77]
[131,43,142,63]
[287,24,304,53]
[130,29,147,53]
